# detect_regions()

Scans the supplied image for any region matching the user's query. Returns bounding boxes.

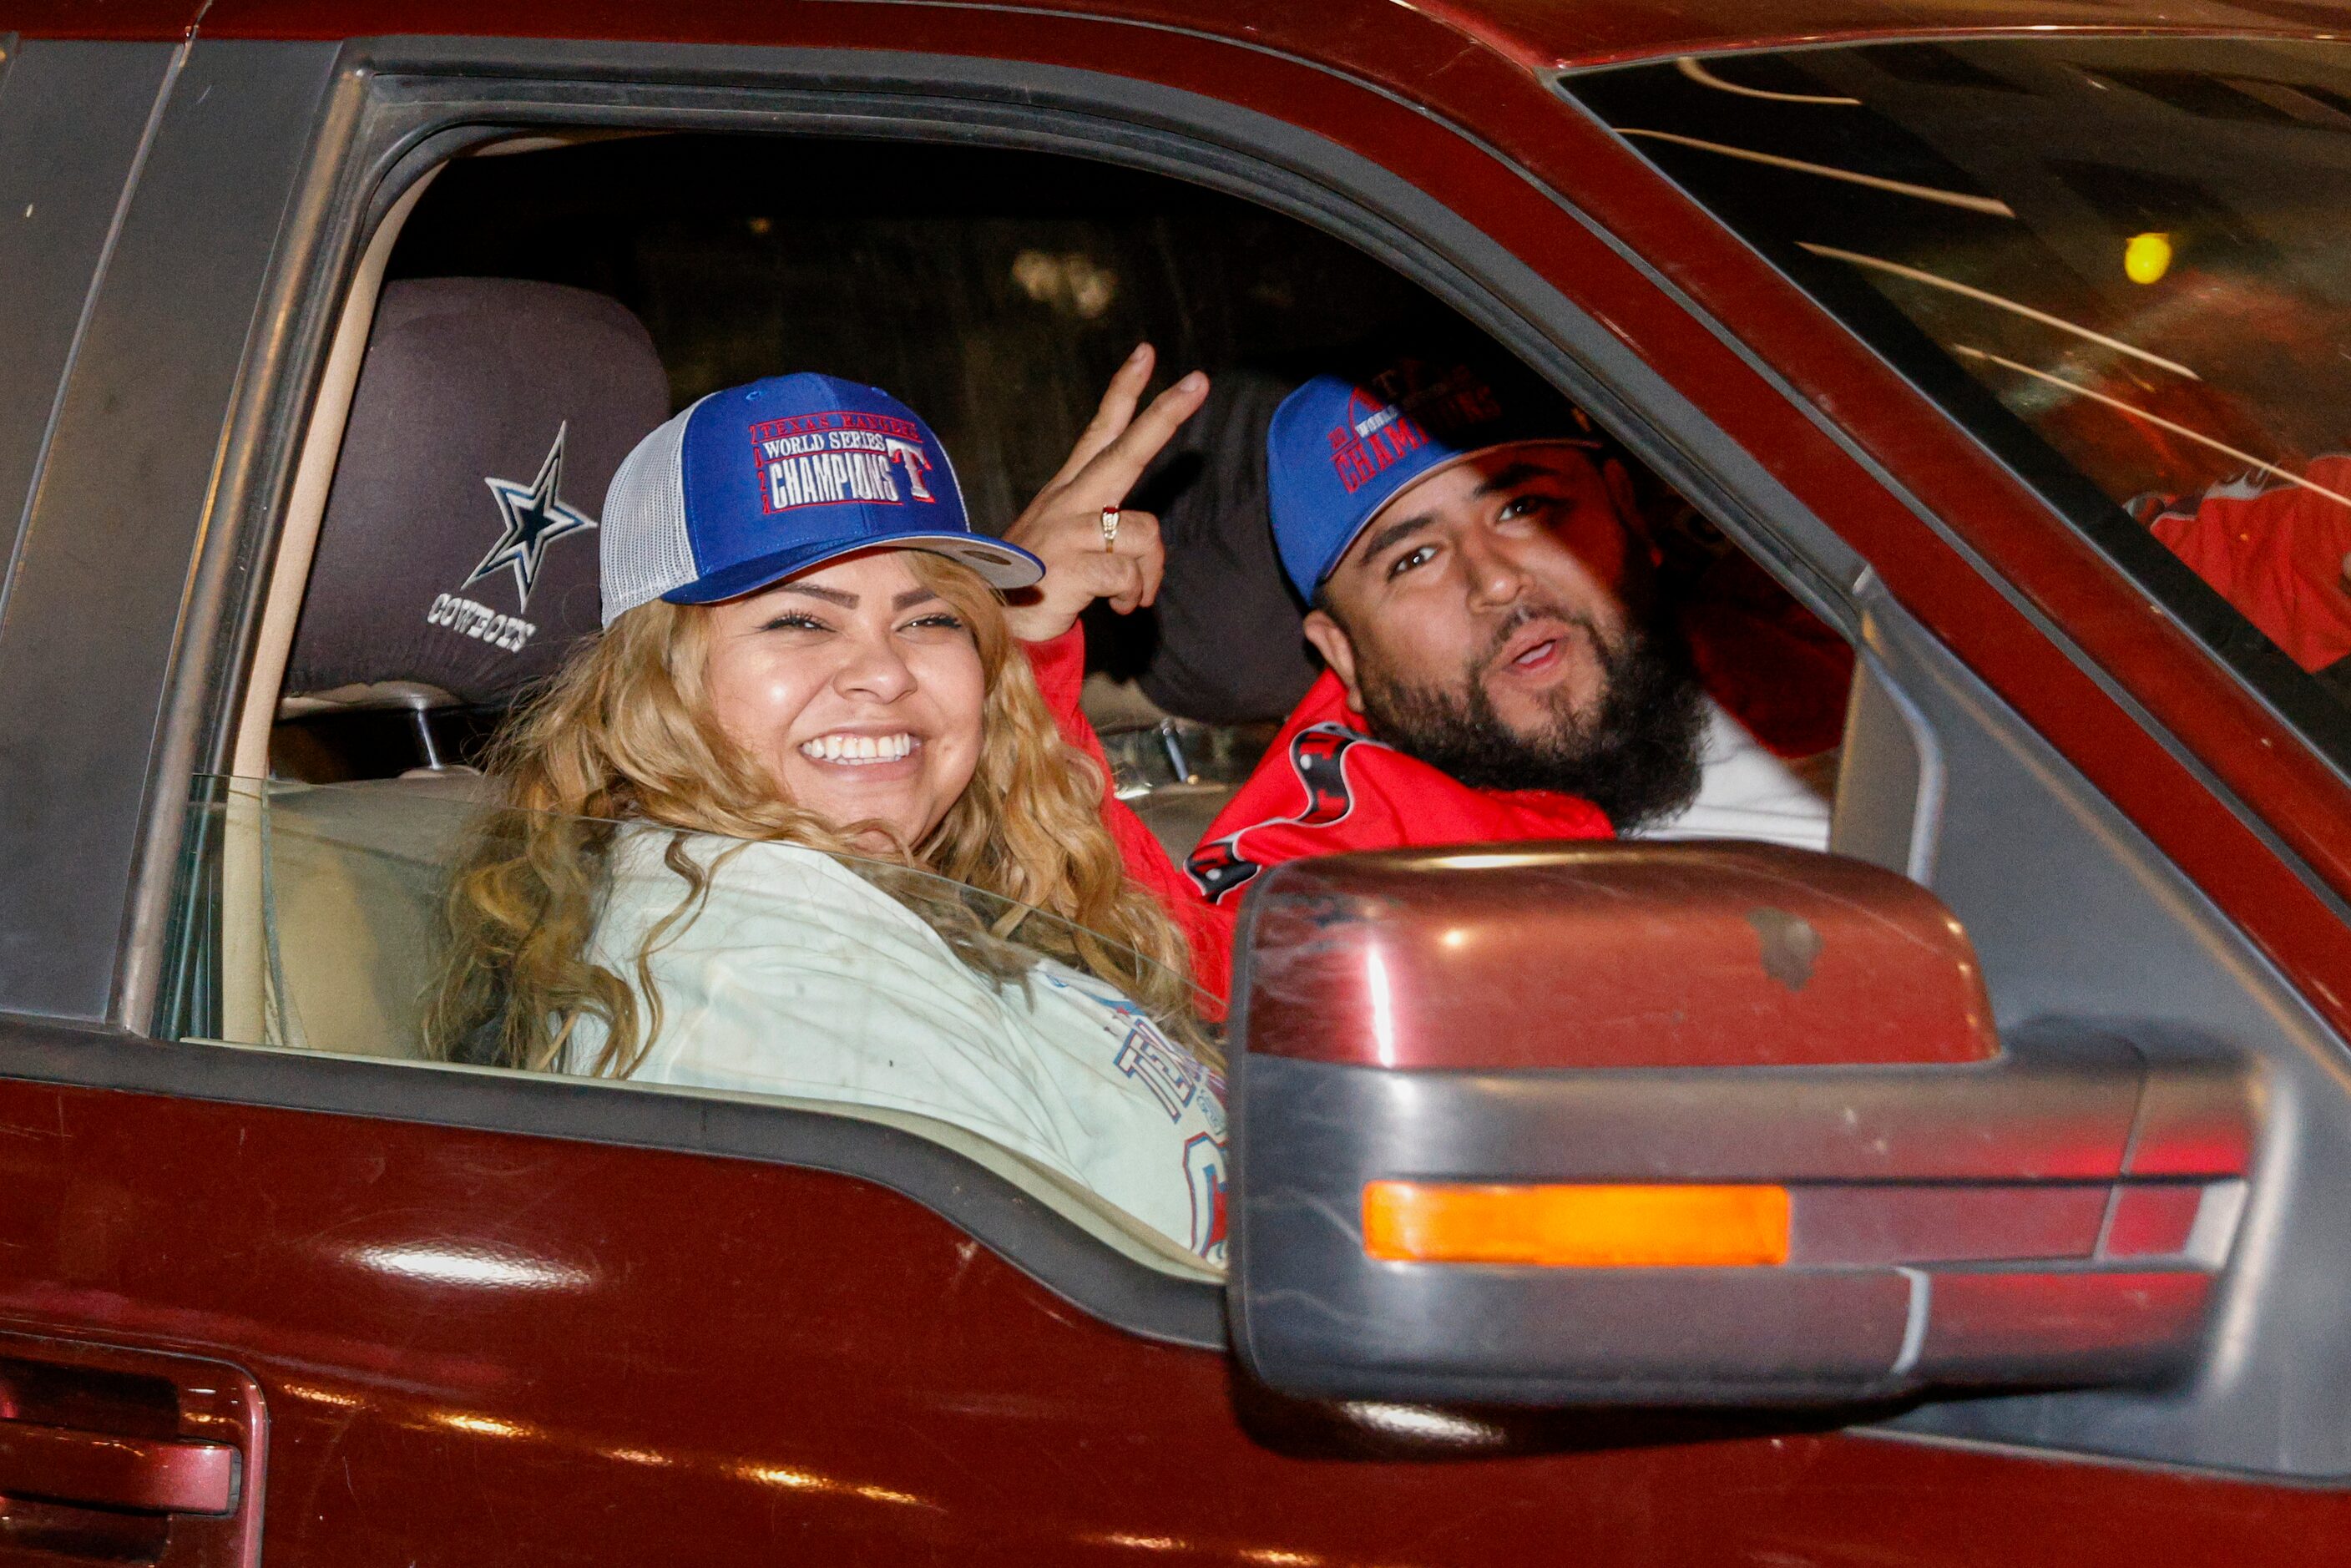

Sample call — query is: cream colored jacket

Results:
[570,827,1228,1263]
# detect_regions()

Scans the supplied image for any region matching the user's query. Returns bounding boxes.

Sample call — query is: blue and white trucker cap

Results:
[1266,354,1600,599]
[599,372,1043,625]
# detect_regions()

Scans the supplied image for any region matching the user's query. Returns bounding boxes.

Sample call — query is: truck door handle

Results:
[0,1418,238,1515]
[0,1327,263,1568]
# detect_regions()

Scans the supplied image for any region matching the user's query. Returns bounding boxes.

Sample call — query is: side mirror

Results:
[1226,842,2252,1407]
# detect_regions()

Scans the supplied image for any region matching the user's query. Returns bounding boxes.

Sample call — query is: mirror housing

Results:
[1227,842,2252,1407]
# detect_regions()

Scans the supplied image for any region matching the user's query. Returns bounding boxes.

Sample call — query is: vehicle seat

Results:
[253,277,669,1057]
[1082,672,1274,863]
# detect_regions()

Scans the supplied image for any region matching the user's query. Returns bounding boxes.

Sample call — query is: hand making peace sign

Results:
[999,342,1211,645]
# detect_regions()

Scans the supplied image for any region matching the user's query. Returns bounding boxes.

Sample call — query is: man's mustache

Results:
[1477,601,1609,674]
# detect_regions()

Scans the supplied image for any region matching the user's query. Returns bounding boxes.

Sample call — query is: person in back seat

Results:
[1182,346,1851,916]
[427,366,1238,1263]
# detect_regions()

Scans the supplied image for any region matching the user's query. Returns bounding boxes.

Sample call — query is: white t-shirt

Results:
[568,827,1229,1264]
[1635,697,1838,852]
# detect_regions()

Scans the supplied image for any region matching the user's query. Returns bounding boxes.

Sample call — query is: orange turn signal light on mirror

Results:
[1362,1181,1792,1267]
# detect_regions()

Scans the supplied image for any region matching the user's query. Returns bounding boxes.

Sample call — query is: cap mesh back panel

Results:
[599,397,705,624]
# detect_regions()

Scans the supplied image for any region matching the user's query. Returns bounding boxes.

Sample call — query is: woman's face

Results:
[700,549,986,849]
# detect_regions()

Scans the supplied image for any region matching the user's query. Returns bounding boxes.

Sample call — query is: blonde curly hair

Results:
[426,549,1205,1077]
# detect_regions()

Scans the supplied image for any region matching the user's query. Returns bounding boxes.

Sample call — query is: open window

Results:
[160,125,1873,1297]
[240,133,1860,837]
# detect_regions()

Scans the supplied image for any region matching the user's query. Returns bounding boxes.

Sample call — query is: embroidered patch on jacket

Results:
[1185,723,1368,903]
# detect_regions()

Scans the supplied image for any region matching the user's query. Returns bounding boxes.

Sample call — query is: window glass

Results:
[1565,39,2351,760]
[169,776,1228,1272]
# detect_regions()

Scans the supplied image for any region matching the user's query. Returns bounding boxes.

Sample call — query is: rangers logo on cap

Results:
[1267,350,1599,599]
[598,372,1043,625]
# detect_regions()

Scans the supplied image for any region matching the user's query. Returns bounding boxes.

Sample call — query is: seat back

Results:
[283,276,669,721]
[245,777,483,1056]
[226,278,667,1055]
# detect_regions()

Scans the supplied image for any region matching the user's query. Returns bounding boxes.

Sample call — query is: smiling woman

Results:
[424,367,1236,1263]
[700,553,990,849]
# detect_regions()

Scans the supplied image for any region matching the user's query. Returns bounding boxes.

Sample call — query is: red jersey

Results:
[1182,670,1614,910]
[1179,561,1851,921]
[1031,565,1852,1003]
[1024,625,1235,1007]
[2132,456,2351,673]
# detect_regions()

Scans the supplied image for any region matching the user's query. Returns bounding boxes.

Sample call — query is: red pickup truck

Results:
[5,1,2351,1562]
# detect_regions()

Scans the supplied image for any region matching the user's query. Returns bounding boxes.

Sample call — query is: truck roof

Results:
[16,0,2351,68]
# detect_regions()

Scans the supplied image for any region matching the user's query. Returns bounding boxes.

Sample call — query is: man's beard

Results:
[1355,603,1707,832]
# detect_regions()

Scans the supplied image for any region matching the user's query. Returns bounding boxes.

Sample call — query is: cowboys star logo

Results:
[468,422,596,611]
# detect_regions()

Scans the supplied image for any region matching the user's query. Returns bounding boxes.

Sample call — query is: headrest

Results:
[283,278,670,713]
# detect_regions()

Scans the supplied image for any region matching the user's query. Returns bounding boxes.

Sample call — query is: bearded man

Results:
[1183,351,1845,911]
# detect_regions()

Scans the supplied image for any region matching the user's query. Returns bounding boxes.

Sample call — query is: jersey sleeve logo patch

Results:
[1185,723,1369,904]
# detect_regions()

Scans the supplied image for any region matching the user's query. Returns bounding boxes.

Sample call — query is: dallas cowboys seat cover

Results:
[285,277,670,709]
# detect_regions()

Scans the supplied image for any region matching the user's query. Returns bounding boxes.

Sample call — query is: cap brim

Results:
[1308,436,1609,590]
[665,532,1046,606]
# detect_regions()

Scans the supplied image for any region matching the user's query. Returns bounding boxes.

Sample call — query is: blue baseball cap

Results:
[1266,354,1601,599]
[599,372,1042,625]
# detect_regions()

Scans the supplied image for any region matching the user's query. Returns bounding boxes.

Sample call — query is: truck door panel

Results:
[0,38,176,601]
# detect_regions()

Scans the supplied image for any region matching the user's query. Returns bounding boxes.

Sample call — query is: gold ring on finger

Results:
[1101,505,1120,552]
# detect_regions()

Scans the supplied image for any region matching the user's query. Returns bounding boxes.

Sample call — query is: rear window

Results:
[1564,38,2351,767]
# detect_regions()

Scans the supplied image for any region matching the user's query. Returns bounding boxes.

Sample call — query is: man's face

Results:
[1302,441,1704,827]
[1311,443,1638,733]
